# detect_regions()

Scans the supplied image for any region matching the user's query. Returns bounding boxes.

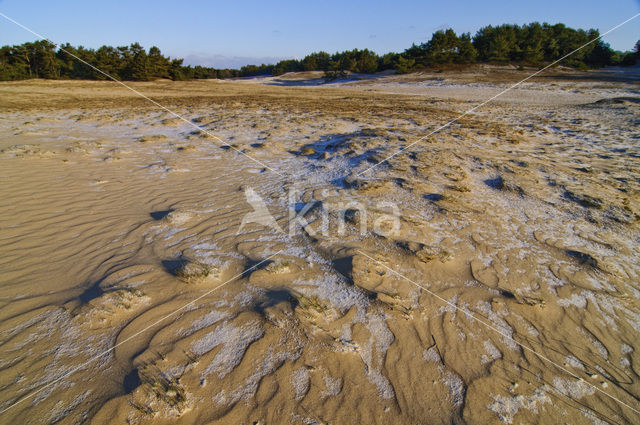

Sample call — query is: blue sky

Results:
[1,0,639,68]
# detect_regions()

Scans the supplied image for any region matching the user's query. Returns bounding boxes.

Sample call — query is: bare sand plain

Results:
[0,66,639,424]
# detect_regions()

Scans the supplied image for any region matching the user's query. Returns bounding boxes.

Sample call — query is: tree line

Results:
[1,22,638,82]
[0,41,239,81]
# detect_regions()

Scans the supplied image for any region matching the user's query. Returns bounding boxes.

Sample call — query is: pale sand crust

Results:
[0,67,639,424]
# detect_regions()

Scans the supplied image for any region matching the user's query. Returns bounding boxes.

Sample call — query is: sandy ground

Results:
[0,66,639,424]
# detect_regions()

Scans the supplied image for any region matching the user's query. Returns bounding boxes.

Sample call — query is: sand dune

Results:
[0,69,639,424]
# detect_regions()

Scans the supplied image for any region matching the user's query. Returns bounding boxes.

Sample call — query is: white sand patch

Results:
[423,346,441,363]
[440,367,465,408]
[295,273,370,316]
[180,310,232,336]
[213,347,301,405]
[565,355,585,370]
[481,340,502,364]
[322,375,343,397]
[488,386,551,424]
[291,368,310,400]
[552,377,596,398]
[192,320,264,381]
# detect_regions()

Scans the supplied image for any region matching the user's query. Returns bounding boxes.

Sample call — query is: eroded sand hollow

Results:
[0,70,639,424]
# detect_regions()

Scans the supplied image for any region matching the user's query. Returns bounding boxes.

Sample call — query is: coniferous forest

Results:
[1,22,638,82]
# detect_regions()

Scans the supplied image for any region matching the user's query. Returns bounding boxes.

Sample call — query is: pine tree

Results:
[128,43,150,81]
[456,33,477,64]
[356,49,378,73]
[426,29,459,64]
[148,46,170,79]
[395,56,415,74]
[520,23,544,65]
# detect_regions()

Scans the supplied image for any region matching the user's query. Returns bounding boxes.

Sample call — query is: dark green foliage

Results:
[148,46,170,79]
[302,51,330,71]
[354,49,379,73]
[168,58,188,80]
[336,49,379,73]
[470,23,609,67]
[323,69,348,81]
[588,41,615,67]
[456,33,478,64]
[402,22,630,71]
[426,29,460,64]
[0,23,634,82]
[378,52,399,71]
[273,59,302,76]
[394,56,415,74]
[620,52,636,66]
[0,45,29,80]
[0,41,59,80]
[239,63,273,77]
[0,41,218,81]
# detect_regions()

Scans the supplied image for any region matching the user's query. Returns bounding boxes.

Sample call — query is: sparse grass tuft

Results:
[138,365,187,410]
[294,293,328,314]
[174,259,217,283]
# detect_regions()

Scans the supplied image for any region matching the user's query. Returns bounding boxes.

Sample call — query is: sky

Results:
[0,0,639,68]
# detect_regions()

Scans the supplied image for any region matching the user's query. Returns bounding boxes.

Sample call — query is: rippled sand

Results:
[1,67,639,424]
